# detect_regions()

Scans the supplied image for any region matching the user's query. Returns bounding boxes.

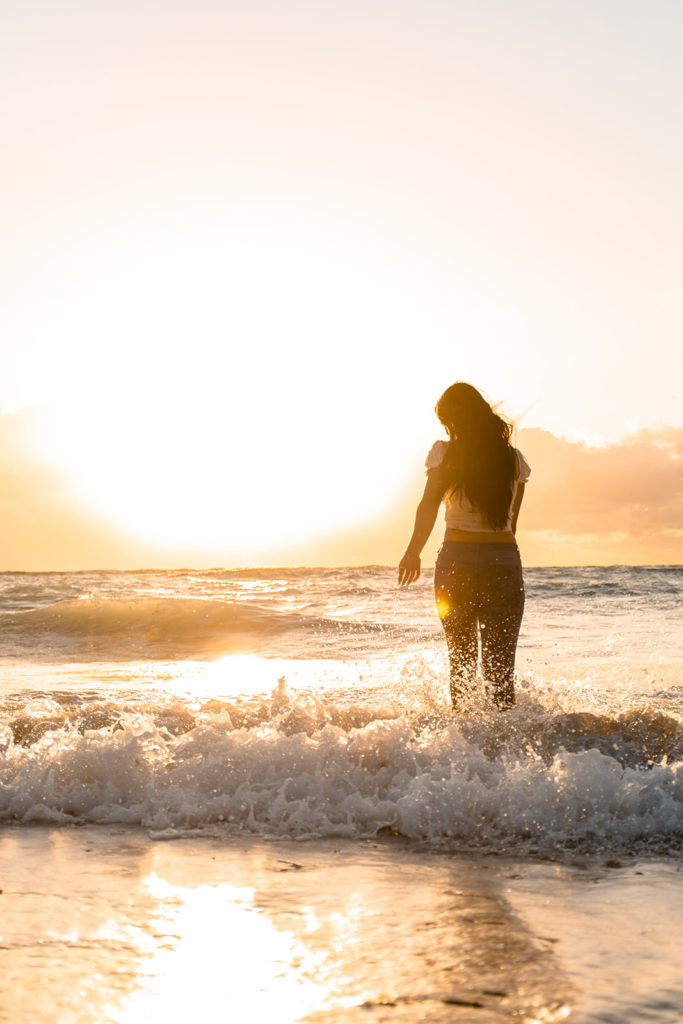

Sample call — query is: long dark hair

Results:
[435,382,516,530]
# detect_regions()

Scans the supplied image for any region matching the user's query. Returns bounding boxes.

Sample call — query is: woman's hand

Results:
[398,472,442,586]
[398,551,421,586]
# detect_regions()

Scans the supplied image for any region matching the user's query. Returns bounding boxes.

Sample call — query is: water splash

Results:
[2,670,681,854]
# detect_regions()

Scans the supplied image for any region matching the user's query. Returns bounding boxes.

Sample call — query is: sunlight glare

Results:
[108,874,326,1024]
[35,225,435,552]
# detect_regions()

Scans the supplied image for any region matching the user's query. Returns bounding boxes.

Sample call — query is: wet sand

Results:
[0,827,681,1024]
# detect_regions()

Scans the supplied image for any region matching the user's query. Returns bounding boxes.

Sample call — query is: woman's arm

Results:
[398,470,445,585]
[510,483,526,535]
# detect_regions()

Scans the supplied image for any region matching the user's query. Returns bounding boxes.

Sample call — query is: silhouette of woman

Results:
[398,383,530,709]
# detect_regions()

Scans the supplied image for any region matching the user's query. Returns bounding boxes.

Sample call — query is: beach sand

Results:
[1,827,681,1023]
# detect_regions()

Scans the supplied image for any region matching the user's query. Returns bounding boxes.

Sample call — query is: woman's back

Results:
[425,440,531,533]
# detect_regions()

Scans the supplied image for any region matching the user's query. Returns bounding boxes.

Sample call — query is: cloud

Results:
[511,426,683,566]
[518,426,683,536]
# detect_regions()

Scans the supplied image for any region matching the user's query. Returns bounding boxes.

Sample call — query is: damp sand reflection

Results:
[1,828,574,1024]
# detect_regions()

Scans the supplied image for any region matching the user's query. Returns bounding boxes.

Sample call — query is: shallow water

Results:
[1,566,682,855]
[1,565,679,662]
[1,828,681,1024]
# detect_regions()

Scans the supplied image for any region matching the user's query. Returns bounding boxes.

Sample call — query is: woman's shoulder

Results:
[514,447,531,482]
[425,439,449,471]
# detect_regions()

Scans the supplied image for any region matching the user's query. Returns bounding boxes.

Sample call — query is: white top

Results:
[425,440,531,532]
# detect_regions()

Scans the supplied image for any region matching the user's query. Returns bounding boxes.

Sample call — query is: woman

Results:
[398,382,530,710]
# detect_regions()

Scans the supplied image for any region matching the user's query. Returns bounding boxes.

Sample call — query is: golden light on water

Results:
[162,654,363,702]
[1,830,584,1022]
[109,875,326,1024]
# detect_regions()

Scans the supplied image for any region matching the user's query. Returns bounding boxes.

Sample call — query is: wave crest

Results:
[2,596,390,659]
[2,687,681,852]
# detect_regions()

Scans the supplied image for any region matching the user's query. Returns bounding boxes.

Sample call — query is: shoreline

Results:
[1,826,681,1023]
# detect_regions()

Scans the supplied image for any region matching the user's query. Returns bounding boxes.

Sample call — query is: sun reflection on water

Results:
[157,653,366,702]
[108,873,326,1024]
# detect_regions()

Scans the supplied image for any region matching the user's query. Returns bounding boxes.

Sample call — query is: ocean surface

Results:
[1,565,682,857]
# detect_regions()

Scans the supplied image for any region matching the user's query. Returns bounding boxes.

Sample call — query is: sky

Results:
[1,0,681,568]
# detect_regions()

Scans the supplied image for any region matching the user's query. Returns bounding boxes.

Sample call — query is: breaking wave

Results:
[2,681,682,855]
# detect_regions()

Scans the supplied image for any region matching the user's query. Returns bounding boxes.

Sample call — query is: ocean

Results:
[1,565,682,1022]
[2,565,682,851]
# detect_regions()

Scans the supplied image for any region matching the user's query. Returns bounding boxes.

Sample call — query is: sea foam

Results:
[2,681,681,853]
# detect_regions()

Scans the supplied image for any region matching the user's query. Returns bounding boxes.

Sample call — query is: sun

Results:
[33,223,433,555]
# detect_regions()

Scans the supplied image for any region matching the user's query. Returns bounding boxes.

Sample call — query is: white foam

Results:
[2,682,682,852]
